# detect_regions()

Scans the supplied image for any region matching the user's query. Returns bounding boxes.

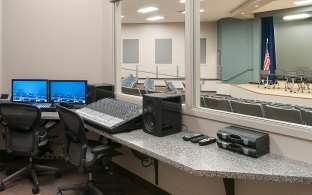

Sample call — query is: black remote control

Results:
[183,133,203,141]
[190,135,209,143]
[198,137,217,146]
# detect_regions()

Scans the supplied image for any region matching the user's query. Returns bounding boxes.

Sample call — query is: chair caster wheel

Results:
[117,190,125,195]
[5,169,12,176]
[56,191,63,195]
[0,182,5,192]
[55,171,62,178]
[32,186,39,194]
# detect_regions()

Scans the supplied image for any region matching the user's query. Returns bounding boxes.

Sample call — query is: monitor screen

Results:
[12,79,48,103]
[49,80,87,104]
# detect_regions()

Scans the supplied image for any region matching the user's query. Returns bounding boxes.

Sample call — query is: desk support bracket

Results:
[223,178,234,195]
[154,158,159,185]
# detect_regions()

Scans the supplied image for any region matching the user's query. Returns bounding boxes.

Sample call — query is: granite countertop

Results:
[86,126,312,184]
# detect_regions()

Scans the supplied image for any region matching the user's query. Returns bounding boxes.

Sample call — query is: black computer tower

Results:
[143,93,182,137]
[87,83,114,104]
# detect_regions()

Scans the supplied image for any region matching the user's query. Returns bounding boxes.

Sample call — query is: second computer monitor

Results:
[49,80,87,104]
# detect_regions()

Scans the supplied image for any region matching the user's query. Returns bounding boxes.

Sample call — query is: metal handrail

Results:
[222,68,253,82]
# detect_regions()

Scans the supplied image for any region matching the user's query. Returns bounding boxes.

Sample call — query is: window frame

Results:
[112,0,312,141]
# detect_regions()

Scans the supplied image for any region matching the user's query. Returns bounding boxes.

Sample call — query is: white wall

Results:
[121,21,218,79]
[275,19,312,70]
[200,21,218,79]
[2,0,114,93]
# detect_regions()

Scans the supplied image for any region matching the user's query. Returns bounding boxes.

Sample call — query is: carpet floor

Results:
[0,158,156,195]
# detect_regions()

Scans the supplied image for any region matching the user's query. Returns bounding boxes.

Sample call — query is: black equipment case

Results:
[217,126,269,158]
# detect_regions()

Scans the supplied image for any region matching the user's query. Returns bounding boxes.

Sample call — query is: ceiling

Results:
[121,0,312,23]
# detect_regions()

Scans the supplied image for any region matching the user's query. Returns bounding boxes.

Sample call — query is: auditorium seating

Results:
[121,87,142,96]
[201,95,312,126]
[144,77,155,92]
[264,105,304,124]
[121,74,138,88]
[203,96,232,112]
[230,100,265,117]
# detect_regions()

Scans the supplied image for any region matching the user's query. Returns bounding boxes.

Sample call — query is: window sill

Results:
[116,93,312,141]
[183,106,312,141]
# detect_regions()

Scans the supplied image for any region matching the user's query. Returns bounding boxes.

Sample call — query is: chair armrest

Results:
[44,121,58,130]
[91,144,113,155]
[38,130,49,147]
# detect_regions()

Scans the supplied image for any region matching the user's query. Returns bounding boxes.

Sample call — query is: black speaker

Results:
[87,83,114,104]
[143,93,182,137]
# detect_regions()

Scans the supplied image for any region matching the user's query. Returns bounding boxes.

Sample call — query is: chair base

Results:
[0,162,60,194]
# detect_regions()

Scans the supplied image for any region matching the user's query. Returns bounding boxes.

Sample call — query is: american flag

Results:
[263,38,271,71]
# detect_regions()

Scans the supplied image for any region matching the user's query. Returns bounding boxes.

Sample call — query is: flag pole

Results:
[265,38,269,87]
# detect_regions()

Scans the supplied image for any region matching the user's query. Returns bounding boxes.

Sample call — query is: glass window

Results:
[120,0,186,101]
[197,0,312,126]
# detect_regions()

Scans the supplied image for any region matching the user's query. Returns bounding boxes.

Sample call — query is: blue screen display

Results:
[12,80,48,103]
[50,80,86,104]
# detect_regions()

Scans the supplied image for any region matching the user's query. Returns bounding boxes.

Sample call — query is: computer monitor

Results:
[49,80,87,105]
[12,79,48,103]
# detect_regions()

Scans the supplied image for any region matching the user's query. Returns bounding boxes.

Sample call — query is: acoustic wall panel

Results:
[123,39,139,63]
[200,38,207,64]
[155,39,172,64]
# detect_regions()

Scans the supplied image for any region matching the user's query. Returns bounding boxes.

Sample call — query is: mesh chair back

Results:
[56,105,88,167]
[264,105,303,124]
[231,100,264,117]
[286,71,298,78]
[305,71,312,82]
[0,103,41,156]
[275,70,285,80]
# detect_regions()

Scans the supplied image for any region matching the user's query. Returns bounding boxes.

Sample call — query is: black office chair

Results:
[56,105,122,195]
[0,103,61,194]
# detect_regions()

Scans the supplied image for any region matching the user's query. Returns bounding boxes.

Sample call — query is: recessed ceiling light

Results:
[121,15,124,18]
[182,11,185,14]
[294,0,312,5]
[147,16,164,21]
[283,13,310,20]
[255,5,259,8]
[137,7,158,13]
[200,9,205,12]
[179,0,186,3]
[241,12,245,15]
